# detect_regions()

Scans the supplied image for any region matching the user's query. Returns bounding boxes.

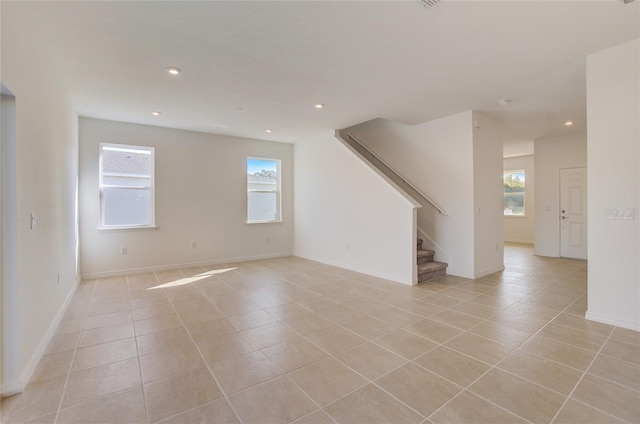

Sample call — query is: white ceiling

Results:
[4,1,639,147]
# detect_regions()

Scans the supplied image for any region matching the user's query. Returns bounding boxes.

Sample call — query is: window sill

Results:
[504,215,527,219]
[246,220,283,225]
[98,225,158,232]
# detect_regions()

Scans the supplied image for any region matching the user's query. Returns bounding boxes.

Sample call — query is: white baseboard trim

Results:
[474,265,506,279]
[1,275,81,396]
[504,239,534,245]
[294,253,414,286]
[585,311,640,332]
[81,252,294,279]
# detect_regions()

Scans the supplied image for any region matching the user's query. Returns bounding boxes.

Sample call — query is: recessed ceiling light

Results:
[315,103,325,109]
[166,66,182,76]
[151,111,162,116]
[497,99,511,106]
[564,120,574,127]
[265,129,273,133]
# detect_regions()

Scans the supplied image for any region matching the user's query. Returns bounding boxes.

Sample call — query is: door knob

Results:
[561,216,567,220]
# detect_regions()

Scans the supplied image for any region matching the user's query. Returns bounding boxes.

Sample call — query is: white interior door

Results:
[560,167,587,260]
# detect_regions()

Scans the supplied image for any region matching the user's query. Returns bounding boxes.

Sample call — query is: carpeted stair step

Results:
[417,249,435,264]
[418,261,447,282]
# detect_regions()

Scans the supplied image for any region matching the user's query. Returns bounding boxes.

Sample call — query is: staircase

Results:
[417,238,447,282]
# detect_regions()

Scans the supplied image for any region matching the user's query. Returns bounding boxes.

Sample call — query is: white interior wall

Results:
[346,113,477,279]
[533,133,587,257]
[293,132,416,284]
[1,13,80,393]
[503,155,535,244]
[586,39,639,331]
[472,112,505,278]
[79,118,294,277]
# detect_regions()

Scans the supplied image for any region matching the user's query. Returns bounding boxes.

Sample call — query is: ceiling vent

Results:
[421,0,440,7]
[618,0,635,5]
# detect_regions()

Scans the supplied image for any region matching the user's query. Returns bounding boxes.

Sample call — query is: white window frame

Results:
[504,169,526,217]
[99,143,156,229]
[246,157,282,224]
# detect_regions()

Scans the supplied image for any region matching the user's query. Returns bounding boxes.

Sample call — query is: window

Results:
[99,143,155,228]
[504,170,525,216]
[247,157,281,223]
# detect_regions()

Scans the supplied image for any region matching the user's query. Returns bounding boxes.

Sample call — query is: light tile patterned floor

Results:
[2,244,639,423]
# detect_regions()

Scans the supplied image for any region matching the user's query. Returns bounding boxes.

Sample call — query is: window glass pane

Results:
[504,170,525,216]
[103,188,152,226]
[103,175,152,187]
[248,191,278,222]
[247,157,281,223]
[102,146,152,176]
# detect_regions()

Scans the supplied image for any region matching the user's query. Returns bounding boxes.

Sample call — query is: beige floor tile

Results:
[133,304,174,321]
[176,301,225,325]
[83,310,133,330]
[291,409,335,424]
[304,326,367,355]
[498,349,583,395]
[538,323,608,352]
[403,319,463,344]
[340,316,398,340]
[186,317,238,342]
[55,318,85,335]
[265,303,312,320]
[22,412,57,424]
[444,332,513,365]
[72,337,137,371]
[78,321,135,348]
[520,335,597,370]
[156,398,240,424]
[431,309,484,330]
[30,350,75,384]
[315,305,368,325]
[228,376,317,424]
[376,362,461,417]
[144,367,223,423]
[414,346,491,387]
[211,351,282,394]
[469,320,534,348]
[375,307,425,328]
[86,299,131,317]
[134,313,183,336]
[283,313,335,335]
[374,330,437,360]
[227,309,279,331]
[429,390,528,424]
[62,358,141,408]
[468,368,565,423]
[324,383,423,424]
[44,331,81,355]
[553,399,627,424]
[0,377,66,424]
[422,292,464,308]
[551,312,614,337]
[288,357,366,407]
[588,353,640,390]
[336,342,407,380]
[197,332,258,364]
[262,337,328,373]
[139,344,206,383]
[394,298,447,317]
[600,338,640,365]
[609,327,640,346]
[56,385,146,424]
[571,374,640,423]
[241,321,300,349]
[136,326,193,356]
[450,301,498,319]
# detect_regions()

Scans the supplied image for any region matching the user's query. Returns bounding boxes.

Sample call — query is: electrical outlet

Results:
[57,272,60,285]
[121,247,127,255]
[191,242,197,249]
